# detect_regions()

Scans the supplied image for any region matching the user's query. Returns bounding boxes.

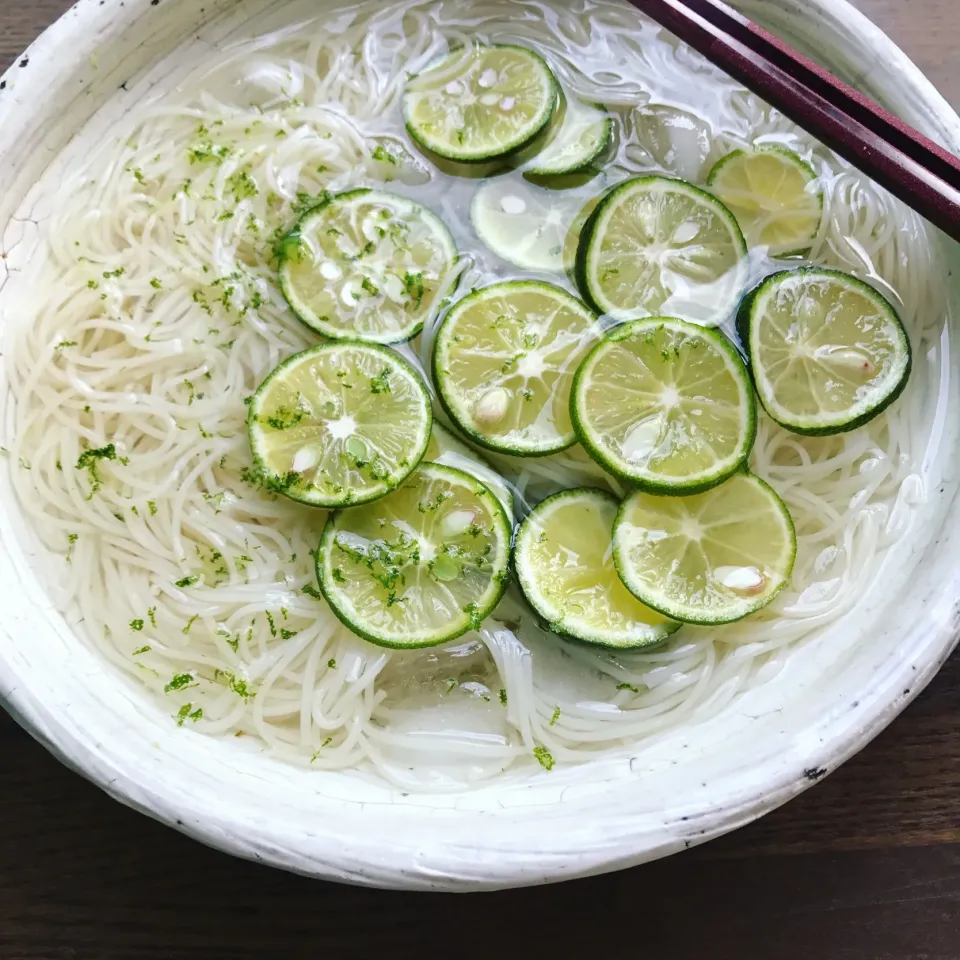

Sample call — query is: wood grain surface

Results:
[3,2,960,958]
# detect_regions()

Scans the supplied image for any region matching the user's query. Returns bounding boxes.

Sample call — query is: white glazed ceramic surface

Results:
[1,0,959,891]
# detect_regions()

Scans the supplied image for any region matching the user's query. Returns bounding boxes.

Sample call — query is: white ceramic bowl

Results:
[1,0,959,891]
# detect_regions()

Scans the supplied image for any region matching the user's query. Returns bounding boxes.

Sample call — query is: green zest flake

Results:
[221,671,255,700]
[67,533,79,545]
[310,737,334,763]
[499,688,508,707]
[280,628,298,640]
[175,575,199,589]
[264,406,304,430]
[265,611,277,637]
[302,584,323,600]
[150,277,163,290]
[102,268,125,279]
[549,706,561,727]
[147,606,157,628]
[132,645,151,656]
[75,444,126,497]
[55,340,78,353]
[188,139,231,165]
[616,682,640,694]
[227,170,259,201]
[175,703,203,727]
[533,746,555,771]
[165,673,195,693]
[327,658,337,670]
[402,271,424,307]
[369,369,391,394]
[129,619,145,632]
[182,614,200,635]
[274,229,303,263]
[372,145,397,165]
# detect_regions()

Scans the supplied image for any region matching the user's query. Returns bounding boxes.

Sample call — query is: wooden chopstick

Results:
[628,0,960,244]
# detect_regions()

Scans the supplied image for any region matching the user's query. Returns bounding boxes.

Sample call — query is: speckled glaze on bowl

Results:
[1,0,959,891]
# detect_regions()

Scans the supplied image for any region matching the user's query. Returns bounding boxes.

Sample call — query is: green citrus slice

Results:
[471,177,576,272]
[571,317,756,493]
[403,44,559,163]
[247,343,431,507]
[426,421,515,518]
[525,99,612,175]
[707,145,823,257]
[433,280,601,456]
[737,268,912,435]
[278,189,457,344]
[613,473,796,625]
[515,487,679,648]
[316,463,512,648]
[576,175,747,326]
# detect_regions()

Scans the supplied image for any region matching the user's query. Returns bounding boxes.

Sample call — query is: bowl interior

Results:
[1,0,959,890]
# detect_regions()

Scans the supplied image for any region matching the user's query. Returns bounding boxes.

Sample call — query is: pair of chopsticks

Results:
[628,0,960,244]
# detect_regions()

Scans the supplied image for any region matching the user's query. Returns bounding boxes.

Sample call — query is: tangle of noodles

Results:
[1,0,948,790]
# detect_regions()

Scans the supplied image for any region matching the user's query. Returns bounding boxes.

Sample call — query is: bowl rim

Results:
[1,0,959,892]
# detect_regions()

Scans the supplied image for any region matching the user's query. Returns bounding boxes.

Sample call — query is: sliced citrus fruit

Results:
[571,317,756,493]
[515,487,679,648]
[403,44,559,163]
[316,463,511,647]
[433,280,601,456]
[278,189,457,344]
[576,175,747,326]
[707,145,822,257]
[737,267,911,435]
[247,343,431,507]
[613,473,796,625]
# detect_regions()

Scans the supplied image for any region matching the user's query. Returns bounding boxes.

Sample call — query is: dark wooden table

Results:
[3,2,960,957]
